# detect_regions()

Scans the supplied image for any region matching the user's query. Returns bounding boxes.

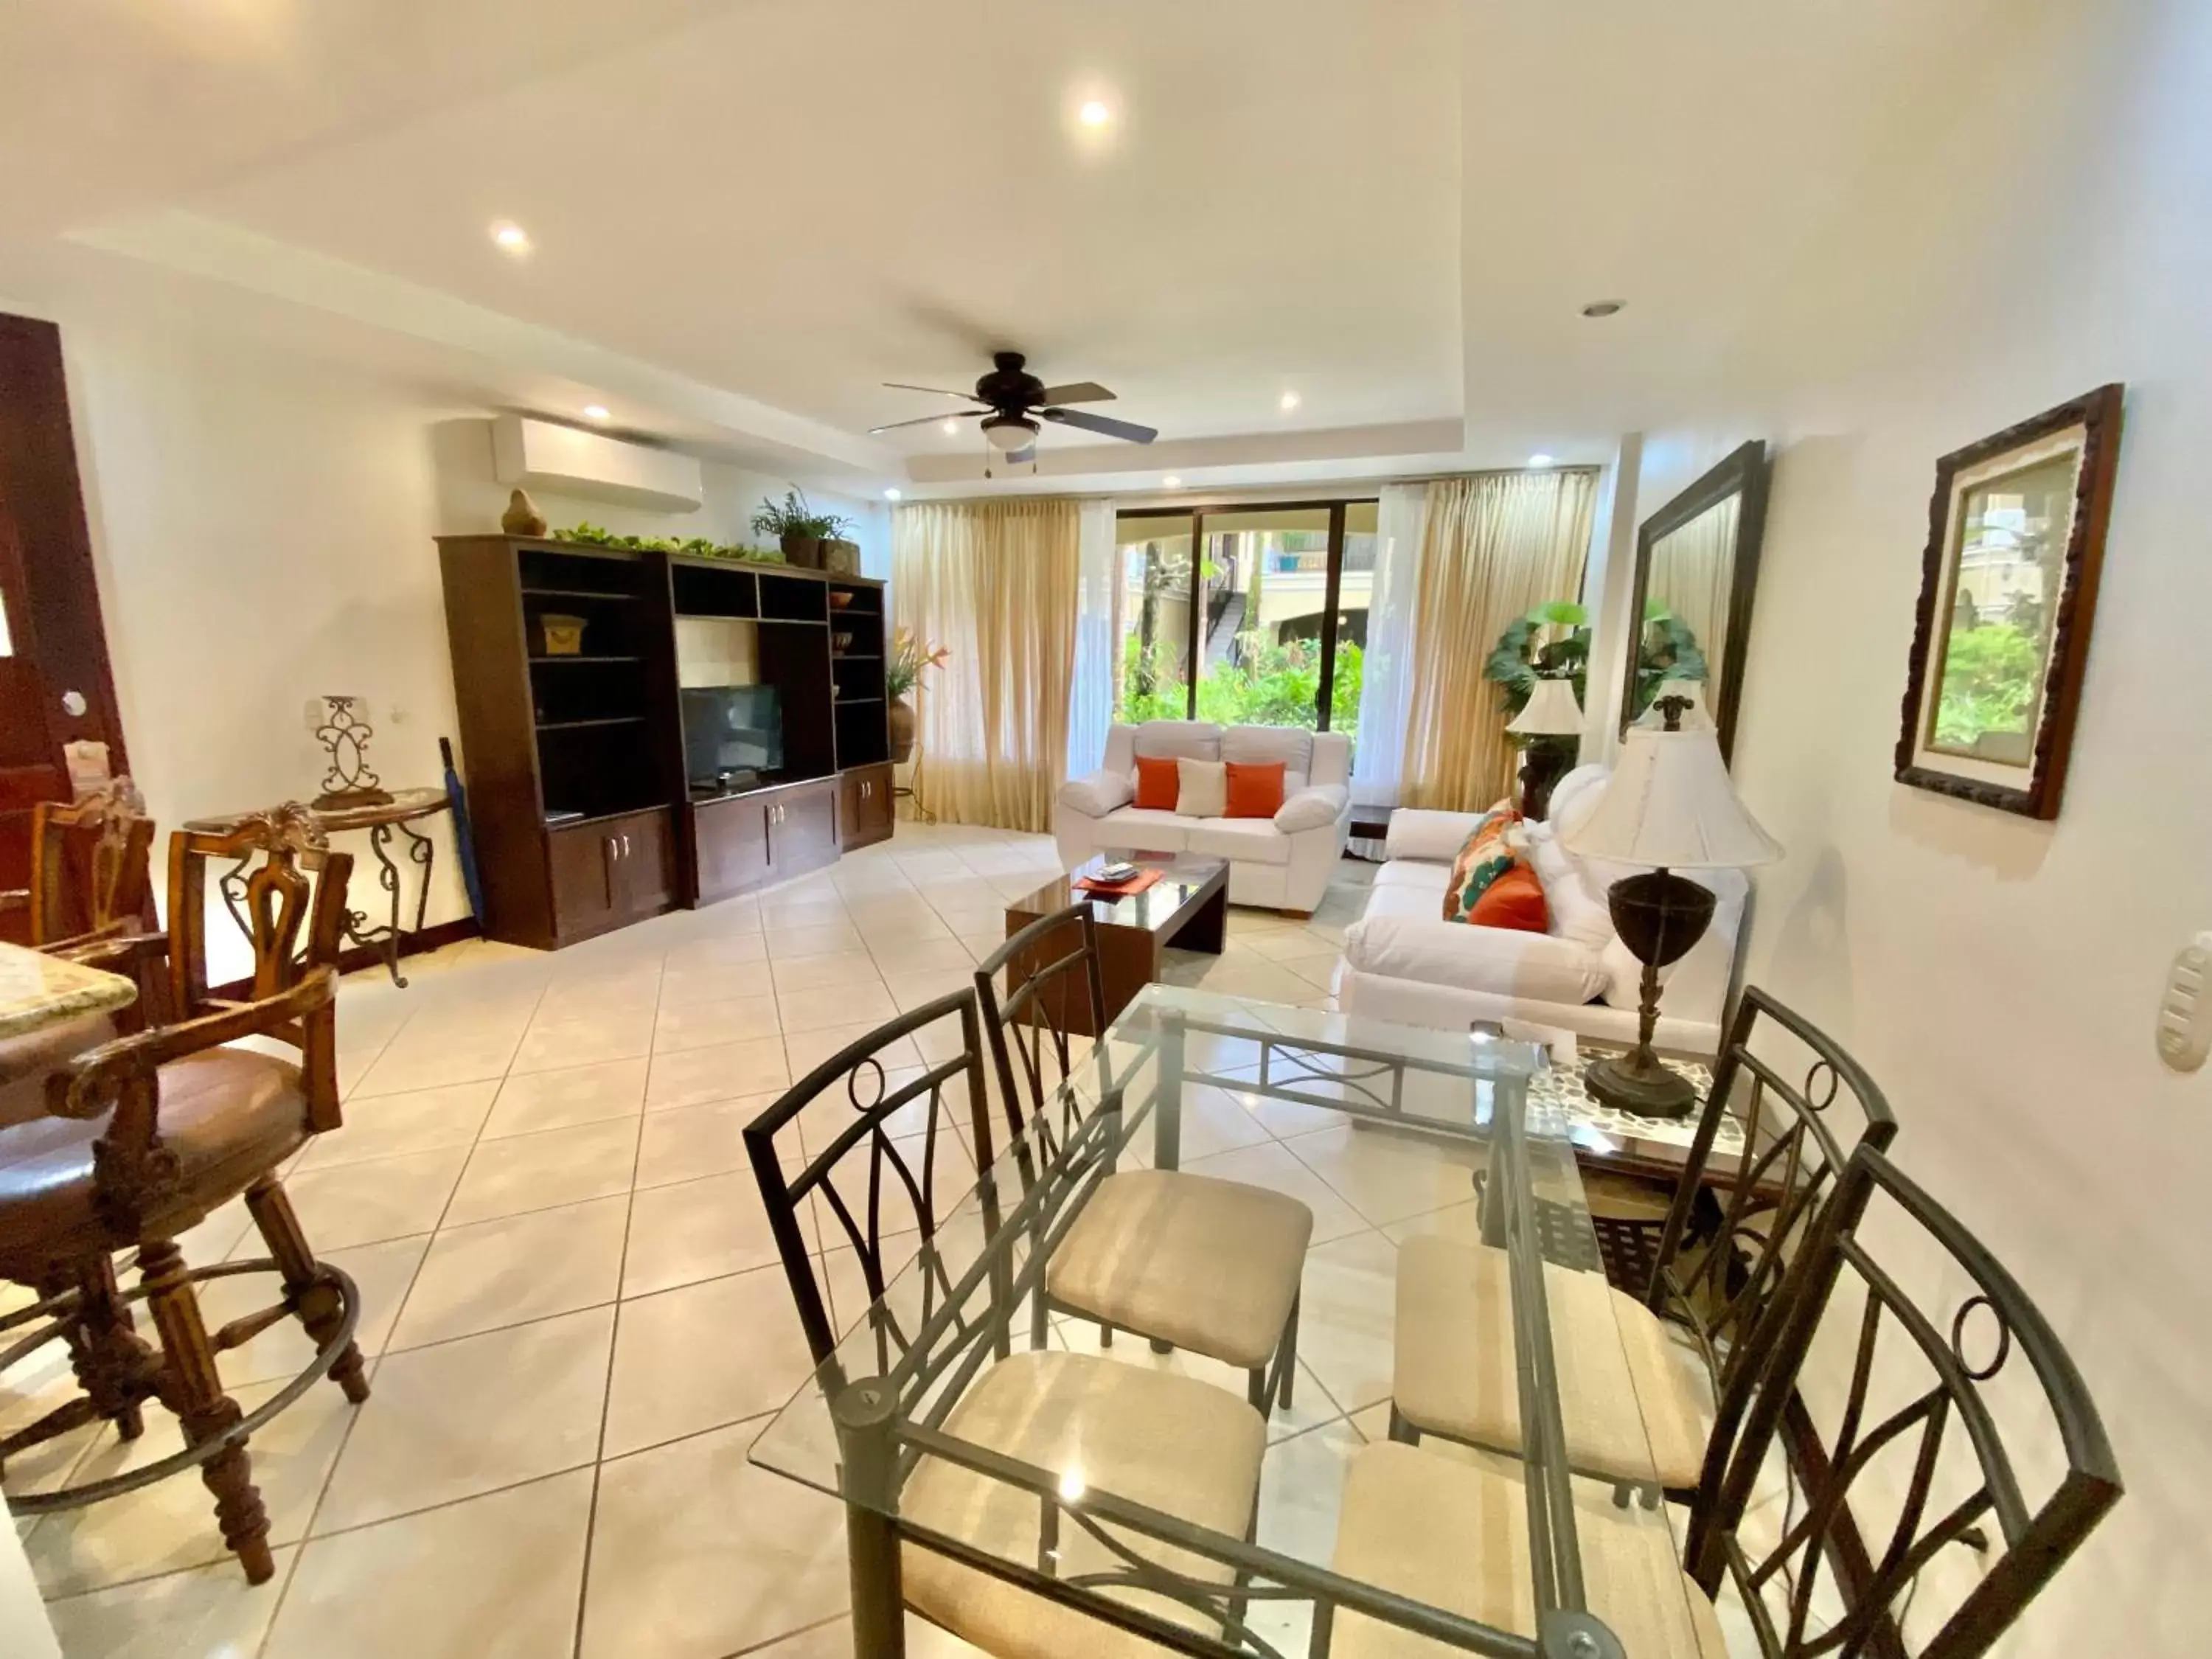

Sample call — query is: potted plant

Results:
[751,486,851,571]
[885,625,949,764]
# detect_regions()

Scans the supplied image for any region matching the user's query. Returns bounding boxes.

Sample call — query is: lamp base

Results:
[1583,1047,1697,1119]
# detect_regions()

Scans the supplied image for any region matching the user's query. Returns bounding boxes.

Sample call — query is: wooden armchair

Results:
[0,806,369,1584]
[0,783,156,952]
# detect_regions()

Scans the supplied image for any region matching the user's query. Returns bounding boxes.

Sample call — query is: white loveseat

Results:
[1054,722,1352,913]
[1335,765,1746,1055]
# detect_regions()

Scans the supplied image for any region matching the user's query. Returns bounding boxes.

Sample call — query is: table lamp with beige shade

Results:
[1503,676,1584,817]
[1562,693,1781,1116]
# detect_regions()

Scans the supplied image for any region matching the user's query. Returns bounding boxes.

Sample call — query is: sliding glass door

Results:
[1113,498,1379,731]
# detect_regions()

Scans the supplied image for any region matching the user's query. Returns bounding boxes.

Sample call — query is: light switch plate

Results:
[2156,932,2212,1072]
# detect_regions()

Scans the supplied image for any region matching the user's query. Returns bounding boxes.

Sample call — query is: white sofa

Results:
[1054,722,1352,913]
[1335,765,1745,1055]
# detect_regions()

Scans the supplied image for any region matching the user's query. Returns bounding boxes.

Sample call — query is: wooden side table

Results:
[185,788,449,987]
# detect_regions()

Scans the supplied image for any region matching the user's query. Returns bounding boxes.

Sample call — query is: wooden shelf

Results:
[835,695,884,705]
[531,655,642,665]
[832,653,882,661]
[521,586,639,602]
[536,715,647,731]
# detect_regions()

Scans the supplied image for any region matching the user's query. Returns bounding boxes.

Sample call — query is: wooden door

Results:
[547,822,619,941]
[839,763,894,851]
[615,809,674,917]
[0,316,130,941]
[692,794,771,903]
[768,780,840,880]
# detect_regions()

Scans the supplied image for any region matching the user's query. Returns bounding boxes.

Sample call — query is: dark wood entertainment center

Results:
[437,535,893,950]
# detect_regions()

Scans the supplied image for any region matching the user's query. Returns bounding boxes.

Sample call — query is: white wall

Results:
[35,303,883,984]
[1716,1,2212,1647]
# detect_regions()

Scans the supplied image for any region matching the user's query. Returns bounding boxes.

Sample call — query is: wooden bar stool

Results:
[0,806,370,1583]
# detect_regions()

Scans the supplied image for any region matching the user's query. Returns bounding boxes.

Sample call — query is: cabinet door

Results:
[840,764,894,851]
[693,796,771,903]
[618,810,675,916]
[547,823,619,941]
[768,782,841,880]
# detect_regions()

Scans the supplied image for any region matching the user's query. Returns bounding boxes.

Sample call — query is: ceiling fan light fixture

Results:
[983,415,1038,452]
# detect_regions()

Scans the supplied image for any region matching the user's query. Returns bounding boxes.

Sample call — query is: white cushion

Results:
[1331,1442,1728,1659]
[1372,860,1452,895]
[904,1350,1267,1659]
[1529,831,1616,951]
[1132,721,1221,761]
[1057,768,1134,818]
[1273,783,1347,834]
[1183,816,1291,866]
[1220,726,1313,772]
[1545,764,1610,835]
[1343,914,1607,1005]
[1174,757,1227,818]
[1093,806,1188,852]
[1382,808,1490,864]
[1048,1169,1313,1367]
[1307,730,1353,789]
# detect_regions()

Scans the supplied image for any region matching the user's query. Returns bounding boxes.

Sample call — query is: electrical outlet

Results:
[2156,932,2212,1072]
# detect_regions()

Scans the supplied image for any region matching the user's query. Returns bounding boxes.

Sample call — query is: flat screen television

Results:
[680,684,783,790]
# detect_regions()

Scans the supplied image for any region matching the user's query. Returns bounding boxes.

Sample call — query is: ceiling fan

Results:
[869,350,1158,468]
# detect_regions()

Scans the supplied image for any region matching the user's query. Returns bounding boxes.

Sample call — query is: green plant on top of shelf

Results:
[550,522,785,563]
[750,487,852,543]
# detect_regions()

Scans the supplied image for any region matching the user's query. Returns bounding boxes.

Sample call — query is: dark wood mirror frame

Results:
[1617,439,1771,765]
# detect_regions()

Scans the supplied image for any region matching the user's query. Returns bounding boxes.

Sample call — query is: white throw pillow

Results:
[1273,783,1347,833]
[1175,758,1228,818]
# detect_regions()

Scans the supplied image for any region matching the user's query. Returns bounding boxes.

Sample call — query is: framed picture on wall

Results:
[1894,383,2124,819]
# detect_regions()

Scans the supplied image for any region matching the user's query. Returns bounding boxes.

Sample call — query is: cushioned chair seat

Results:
[902,1349,1266,1658]
[0,1047,309,1268]
[1047,1169,1313,1369]
[1393,1236,1708,1491]
[1182,818,1293,866]
[1331,1442,1728,1659]
[1092,807,1190,852]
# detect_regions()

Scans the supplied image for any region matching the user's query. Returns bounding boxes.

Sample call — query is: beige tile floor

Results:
[4,823,1779,1658]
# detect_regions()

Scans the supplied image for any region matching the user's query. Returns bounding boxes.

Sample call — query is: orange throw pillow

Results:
[1133,754,1180,810]
[1469,860,1549,932]
[1223,761,1287,818]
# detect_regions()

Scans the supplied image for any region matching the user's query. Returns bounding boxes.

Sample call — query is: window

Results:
[1112,498,1377,731]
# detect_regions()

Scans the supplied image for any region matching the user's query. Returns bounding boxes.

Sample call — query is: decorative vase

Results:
[501,488,549,538]
[780,532,824,569]
[822,538,860,576]
[888,696,917,764]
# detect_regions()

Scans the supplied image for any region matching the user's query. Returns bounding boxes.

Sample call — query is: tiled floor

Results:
[5,823,1781,1658]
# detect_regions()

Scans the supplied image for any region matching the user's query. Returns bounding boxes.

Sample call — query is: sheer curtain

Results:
[1065,499,1118,779]
[1349,482,1429,810]
[892,498,1080,832]
[1644,493,1739,695]
[1399,469,1599,811]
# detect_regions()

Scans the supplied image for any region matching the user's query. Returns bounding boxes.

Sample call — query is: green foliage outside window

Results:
[1934,622,2042,748]
[1117,631,1363,734]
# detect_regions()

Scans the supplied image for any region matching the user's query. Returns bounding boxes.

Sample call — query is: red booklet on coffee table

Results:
[1075,869,1164,897]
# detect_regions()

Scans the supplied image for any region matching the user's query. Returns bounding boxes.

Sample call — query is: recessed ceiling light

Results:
[1079,100,1112,128]
[941,418,961,435]
[490,221,531,256]
[1581,299,1624,318]
[582,404,610,422]
[884,487,902,501]
[1162,475,1182,489]
[1279,391,1301,413]
[1528,453,1556,467]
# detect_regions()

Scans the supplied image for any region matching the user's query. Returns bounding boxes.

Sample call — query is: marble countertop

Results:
[0,941,139,1041]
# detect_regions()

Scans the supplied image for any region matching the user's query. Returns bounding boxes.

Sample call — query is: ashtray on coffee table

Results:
[1001,852,1228,1035]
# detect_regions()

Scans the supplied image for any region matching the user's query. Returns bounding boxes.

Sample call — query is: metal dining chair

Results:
[1333,1141,2119,1659]
[1390,985,1899,1498]
[973,902,1313,1416]
[742,990,1271,1658]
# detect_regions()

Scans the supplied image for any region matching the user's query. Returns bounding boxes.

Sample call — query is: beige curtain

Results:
[1399,469,1599,811]
[1644,492,1739,695]
[893,498,1080,831]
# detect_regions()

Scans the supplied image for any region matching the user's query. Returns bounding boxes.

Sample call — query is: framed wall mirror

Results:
[1617,439,1770,763]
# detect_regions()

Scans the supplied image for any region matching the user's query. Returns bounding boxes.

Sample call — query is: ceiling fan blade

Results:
[883,382,989,403]
[869,411,985,434]
[1041,406,1158,444]
[1036,381,1116,406]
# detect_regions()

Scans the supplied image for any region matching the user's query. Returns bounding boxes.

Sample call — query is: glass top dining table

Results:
[749,984,1704,1658]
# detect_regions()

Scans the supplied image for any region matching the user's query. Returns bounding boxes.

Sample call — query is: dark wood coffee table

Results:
[1001,853,1228,1035]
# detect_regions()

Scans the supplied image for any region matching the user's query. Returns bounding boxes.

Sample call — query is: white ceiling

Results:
[0,0,2079,495]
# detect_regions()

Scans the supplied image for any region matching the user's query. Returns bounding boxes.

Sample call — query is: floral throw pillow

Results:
[1441,810,1521,923]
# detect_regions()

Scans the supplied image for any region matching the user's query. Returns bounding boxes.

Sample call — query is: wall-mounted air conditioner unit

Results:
[491,414,703,512]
